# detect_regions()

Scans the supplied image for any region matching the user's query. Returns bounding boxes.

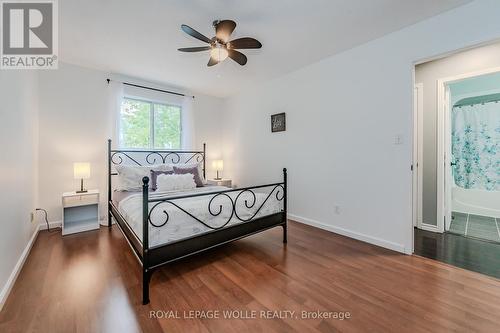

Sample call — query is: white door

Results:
[444,86,453,231]
[413,84,423,228]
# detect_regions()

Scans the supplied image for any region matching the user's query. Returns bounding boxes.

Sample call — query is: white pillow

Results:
[156,173,196,192]
[115,164,173,191]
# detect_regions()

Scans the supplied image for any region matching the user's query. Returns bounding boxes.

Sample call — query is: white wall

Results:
[222,0,500,253]
[415,42,500,226]
[193,93,225,178]
[0,71,39,306]
[38,63,110,222]
[38,62,224,221]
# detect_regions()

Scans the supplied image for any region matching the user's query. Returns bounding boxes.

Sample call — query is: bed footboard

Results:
[140,169,287,304]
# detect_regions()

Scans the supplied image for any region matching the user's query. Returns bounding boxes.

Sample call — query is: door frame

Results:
[436,66,500,232]
[413,83,424,230]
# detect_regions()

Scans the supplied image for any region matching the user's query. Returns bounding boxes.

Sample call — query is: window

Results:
[120,98,181,149]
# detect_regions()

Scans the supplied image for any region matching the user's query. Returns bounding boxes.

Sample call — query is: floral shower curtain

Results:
[451,102,500,191]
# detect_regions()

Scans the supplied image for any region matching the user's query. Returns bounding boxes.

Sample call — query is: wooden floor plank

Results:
[1,221,500,332]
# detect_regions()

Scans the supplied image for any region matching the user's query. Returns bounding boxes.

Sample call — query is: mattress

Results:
[112,185,220,205]
[117,186,283,247]
[112,190,138,205]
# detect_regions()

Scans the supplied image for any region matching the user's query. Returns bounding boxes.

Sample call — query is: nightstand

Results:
[206,179,232,188]
[62,190,100,235]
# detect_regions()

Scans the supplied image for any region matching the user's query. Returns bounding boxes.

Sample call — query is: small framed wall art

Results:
[271,112,286,132]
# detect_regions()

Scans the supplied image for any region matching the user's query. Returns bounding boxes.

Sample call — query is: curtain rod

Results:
[106,79,195,99]
[454,92,500,108]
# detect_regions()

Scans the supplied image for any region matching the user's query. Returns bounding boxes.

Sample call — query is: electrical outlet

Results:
[334,205,341,215]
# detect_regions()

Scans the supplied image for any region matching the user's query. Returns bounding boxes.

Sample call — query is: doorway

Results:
[440,71,500,242]
[412,41,500,278]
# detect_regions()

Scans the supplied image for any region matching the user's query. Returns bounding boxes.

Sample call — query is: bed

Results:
[107,140,287,304]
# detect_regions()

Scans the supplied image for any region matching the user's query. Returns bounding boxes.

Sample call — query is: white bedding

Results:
[118,186,283,247]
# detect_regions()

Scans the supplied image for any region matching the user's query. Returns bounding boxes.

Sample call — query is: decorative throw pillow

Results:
[150,170,174,191]
[156,174,196,192]
[115,164,173,191]
[173,165,204,187]
[167,162,205,184]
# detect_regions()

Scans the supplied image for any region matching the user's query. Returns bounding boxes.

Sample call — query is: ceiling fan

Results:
[178,20,262,67]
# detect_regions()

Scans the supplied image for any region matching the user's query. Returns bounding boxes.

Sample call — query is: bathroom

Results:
[414,41,500,278]
[448,71,500,242]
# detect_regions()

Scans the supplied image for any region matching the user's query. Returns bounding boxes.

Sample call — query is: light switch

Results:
[394,134,403,145]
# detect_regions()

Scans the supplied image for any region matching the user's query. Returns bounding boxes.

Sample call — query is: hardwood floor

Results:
[414,227,500,279]
[2,221,500,332]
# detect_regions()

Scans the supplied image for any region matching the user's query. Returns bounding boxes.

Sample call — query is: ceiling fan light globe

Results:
[210,47,228,62]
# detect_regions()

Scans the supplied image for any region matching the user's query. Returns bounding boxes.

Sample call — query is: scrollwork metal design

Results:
[163,152,182,164]
[112,151,203,166]
[233,185,284,222]
[144,152,182,164]
[148,184,284,230]
[185,152,205,164]
[111,152,141,166]
[145,152,163,165]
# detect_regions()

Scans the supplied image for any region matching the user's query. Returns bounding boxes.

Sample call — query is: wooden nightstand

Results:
[62,190,100,235]
[206,179,232,188]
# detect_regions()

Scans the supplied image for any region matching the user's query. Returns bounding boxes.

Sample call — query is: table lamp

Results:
[74,162,90,193]
[212,160,223,180]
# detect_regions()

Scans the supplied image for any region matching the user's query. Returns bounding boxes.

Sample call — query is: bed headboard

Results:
[107,139,206,200]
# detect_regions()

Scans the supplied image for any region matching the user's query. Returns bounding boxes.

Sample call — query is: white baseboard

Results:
[419,221,441,233]
[0,226,39,311]
[288,213,407,254]
[39,219,111,231]
[38,220,62,231]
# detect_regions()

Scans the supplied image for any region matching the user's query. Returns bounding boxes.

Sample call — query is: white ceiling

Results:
[60,0,470,97]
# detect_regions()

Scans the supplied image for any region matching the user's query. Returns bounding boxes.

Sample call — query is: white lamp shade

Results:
[212,160,224,171]
[74,163,90,179]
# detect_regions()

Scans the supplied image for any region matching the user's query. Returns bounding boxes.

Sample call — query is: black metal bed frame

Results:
[107,140,287,304]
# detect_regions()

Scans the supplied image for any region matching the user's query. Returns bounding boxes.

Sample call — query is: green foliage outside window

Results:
[120,98,181,149]
[154,103,181,149]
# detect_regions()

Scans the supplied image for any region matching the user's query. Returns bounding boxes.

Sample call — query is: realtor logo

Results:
[1,0,58,69]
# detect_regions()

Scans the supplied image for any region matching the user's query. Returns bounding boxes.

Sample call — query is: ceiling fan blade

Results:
[228,37,262,49]
[181,24,212,44]
[227,49,247,66]
[215,20,236,43]
[178,46,211,52]
[207,56,219,67]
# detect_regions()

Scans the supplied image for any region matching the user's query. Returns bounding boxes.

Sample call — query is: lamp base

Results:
[76,178,87,193]
[214,178,222,181]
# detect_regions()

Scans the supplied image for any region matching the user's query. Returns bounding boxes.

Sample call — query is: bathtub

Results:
[452,186,500,218]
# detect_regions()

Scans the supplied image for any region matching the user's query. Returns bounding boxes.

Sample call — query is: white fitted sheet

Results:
[118,186,282,247]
